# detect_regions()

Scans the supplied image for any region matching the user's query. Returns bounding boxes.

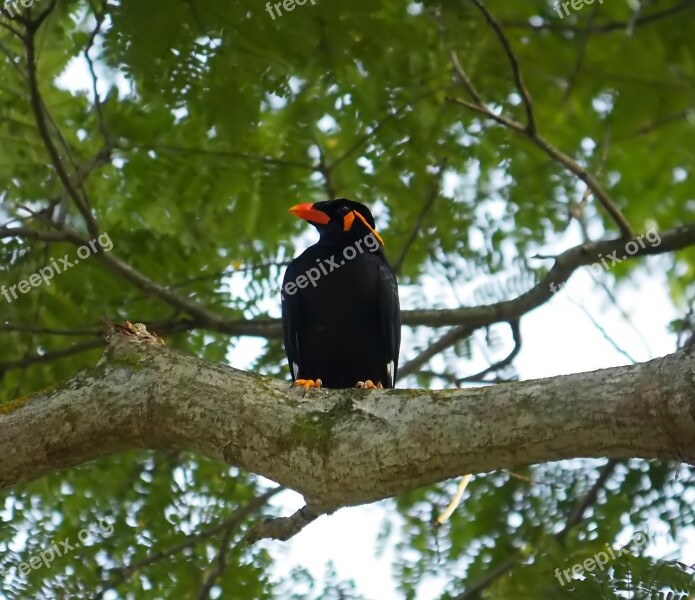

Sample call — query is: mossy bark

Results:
[1,331,694,509]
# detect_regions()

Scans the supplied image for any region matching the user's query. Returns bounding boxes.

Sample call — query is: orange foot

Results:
[292,379,322,390]
[356,380,383,389]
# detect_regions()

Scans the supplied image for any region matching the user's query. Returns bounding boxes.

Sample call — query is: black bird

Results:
[281,199,401,389]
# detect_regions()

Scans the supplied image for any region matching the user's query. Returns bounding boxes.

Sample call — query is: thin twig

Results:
[23,20,100,239]
[458,320,521,383]
[0,27,25,74]
[0,318,216,373]
[96,487,283,598]
[197,523,235,599]
[570,126,610,240]
[614,107,695,142]
[0,225,75,242]
[0,339,103,375]
[28,0,57,29]
[591,275,652,357]
[393,162,445,274]
[625,0,645,36]
[0,17,24,37]
[470,0,536,134]
[397,325,474,381]
[561,3,599,105]
[501,0,695,33]
[446,3,633,238]
[84,1,109,143]
[435,474,472,525]
[453,459,619,598]
[449,50,486,107]
[0,324,100,336]
[134,143,315,171]
[420,370,513,386]
[568,299,637,364]
[558,460,619,538]
[330,86,449,170]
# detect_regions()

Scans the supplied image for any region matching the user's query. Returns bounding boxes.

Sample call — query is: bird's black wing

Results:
[281,260,303,381]
[377,260,401,387]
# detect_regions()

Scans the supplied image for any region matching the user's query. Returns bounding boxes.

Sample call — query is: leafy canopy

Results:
[1,0,694,598]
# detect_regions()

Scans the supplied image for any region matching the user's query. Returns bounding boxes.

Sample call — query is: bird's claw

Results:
[356,380,383,389]
[292,379,322,391]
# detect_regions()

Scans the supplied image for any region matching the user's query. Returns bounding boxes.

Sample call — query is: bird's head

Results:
[288,199,384,247]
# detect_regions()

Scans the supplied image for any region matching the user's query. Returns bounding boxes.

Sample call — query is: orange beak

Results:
[289,203,331,225]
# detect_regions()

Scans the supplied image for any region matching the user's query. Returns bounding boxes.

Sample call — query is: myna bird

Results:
[281,199,401,389]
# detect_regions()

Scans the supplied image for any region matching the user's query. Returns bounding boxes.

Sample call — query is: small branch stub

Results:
[246,504,332,543]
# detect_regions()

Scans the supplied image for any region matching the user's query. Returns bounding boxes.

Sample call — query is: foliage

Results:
[0,0,693,597]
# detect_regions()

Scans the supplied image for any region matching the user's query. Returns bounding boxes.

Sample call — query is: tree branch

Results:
[470,0,536,134]
[83,2,109,144]
[134,143,315,171]
[3,224,693,356]
[0,225,75,242]
[246,503,328,543]
[393,162,444,275]
[455,458,620,598]
[448,2,633,237]
[559,459,619,539]
[178,222,695,339]
[2,326,694,519]
[96,486,283,598]
[458,320,521,384]
[398,325,473,380]
[0,339,103,375]
[24,22,100,239]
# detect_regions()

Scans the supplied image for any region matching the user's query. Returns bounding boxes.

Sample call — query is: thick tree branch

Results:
[2,327,694,524]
